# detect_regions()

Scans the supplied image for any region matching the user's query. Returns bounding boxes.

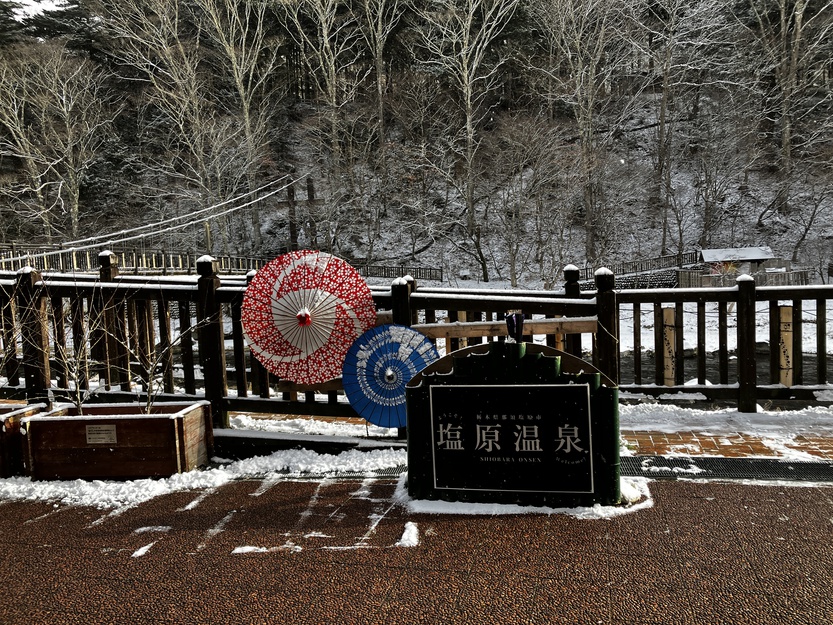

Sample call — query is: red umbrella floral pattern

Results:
[241,250,377,385]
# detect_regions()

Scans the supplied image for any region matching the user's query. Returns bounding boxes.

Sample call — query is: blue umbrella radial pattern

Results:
[342,324,440,428]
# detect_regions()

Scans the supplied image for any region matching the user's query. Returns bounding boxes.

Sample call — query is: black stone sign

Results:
[406,342,620,507]
[430,384,594,494]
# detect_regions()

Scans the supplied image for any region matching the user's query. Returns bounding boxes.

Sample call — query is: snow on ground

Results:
[619,402,833,461]
[0,401,831,515]
[230,414,397,438]
[0,447,406,511]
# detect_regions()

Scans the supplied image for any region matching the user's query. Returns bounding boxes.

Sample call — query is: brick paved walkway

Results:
[621,430,833,459]
[2,478,832,624]
[4,408,832,623]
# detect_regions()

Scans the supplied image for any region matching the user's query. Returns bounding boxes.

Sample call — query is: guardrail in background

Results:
[0,246,444,282]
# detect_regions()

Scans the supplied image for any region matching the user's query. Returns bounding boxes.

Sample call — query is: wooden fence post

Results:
[778,306,793,387]
[15,268,51,404]
[563,265,582,358]
[662,307,676,386]
[197,256,229,428]
[817,298,828,385]
[99,251,130,391]
[391,276,415,439]
[287,182,298,251]
[99,250,119,281]
[593,268,619,385]
[2,289,20,387]
[404,275,418,325]
[736,275,757,413]
[391,277,412,326]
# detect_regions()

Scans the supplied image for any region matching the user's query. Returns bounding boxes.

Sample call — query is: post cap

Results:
[197,255,218,277]
[563,265,580,281]
[98,250,118,267]
[594,267,615,291]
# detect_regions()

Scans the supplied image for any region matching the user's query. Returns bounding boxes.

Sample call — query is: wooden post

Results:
[674,303,684,385]
[99,251,130,391]
[662,307,675,386]
[457,311,468,348]
[653,304,664,386]
[792,299,803,385]
[817,299,828,385]
[736,275,757,413]
[696,301,706,384]
[99,250,119,281]
[633,303,642,385]
[391,276,415,439]
[246,270,270,398]
[563,265,582,358]
[113,297,131,392]
[157,299,175,393]
[51,295,68,389]
[404,275,418,325]
[718,301,729,384]
[230,297,249,398]
[593,268,618,385]
[778,306,793,387]
[70,296,88,392]
[391,277,412,326]
[134,299,154,391]
[2,291,20,387]
[178,301,197,394]
[287,182,298,251]
[197,256,228,427]
[15,268,51,404]
[768,301,779,384]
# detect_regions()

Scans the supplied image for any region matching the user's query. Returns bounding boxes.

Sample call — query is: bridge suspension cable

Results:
[3,173,310,267]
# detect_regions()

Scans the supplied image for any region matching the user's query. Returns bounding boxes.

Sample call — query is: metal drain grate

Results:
[622,456,833,482]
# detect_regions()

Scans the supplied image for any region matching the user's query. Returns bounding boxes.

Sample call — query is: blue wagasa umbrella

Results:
[342,324,439,428]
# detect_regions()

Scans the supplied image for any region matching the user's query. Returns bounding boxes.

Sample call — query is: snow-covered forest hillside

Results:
[1,0,831,287]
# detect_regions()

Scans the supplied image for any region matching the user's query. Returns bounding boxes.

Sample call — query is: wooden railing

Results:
[576,251,700,281]
[0,246,265,275]
[677,268,812,288]
[0,246,444,282]
[616,282,831,408]
[1,257,831,427]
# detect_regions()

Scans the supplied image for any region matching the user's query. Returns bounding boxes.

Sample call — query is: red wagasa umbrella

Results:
[241,250,377,385]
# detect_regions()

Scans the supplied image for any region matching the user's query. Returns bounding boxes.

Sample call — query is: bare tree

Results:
[94,0,277,256]
[358,0,405,179]
[0,41,119,243]
[527,0,640,264]
[688,99,761,248]
[413,0,520,247]
[785,182,832,263]
[732,0,833,212]
[280,0,366,168]
[192,0,286,251]
[479,113,576,287]
[631,0,736,253]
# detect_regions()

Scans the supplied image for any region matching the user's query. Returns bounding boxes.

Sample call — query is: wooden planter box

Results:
[21,401,214,481]
[1,403,47,478]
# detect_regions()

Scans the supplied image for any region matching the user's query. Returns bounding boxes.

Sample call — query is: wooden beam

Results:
[412,317,597,340]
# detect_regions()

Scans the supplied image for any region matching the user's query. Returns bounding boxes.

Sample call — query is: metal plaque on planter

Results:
[406,342,620,508]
